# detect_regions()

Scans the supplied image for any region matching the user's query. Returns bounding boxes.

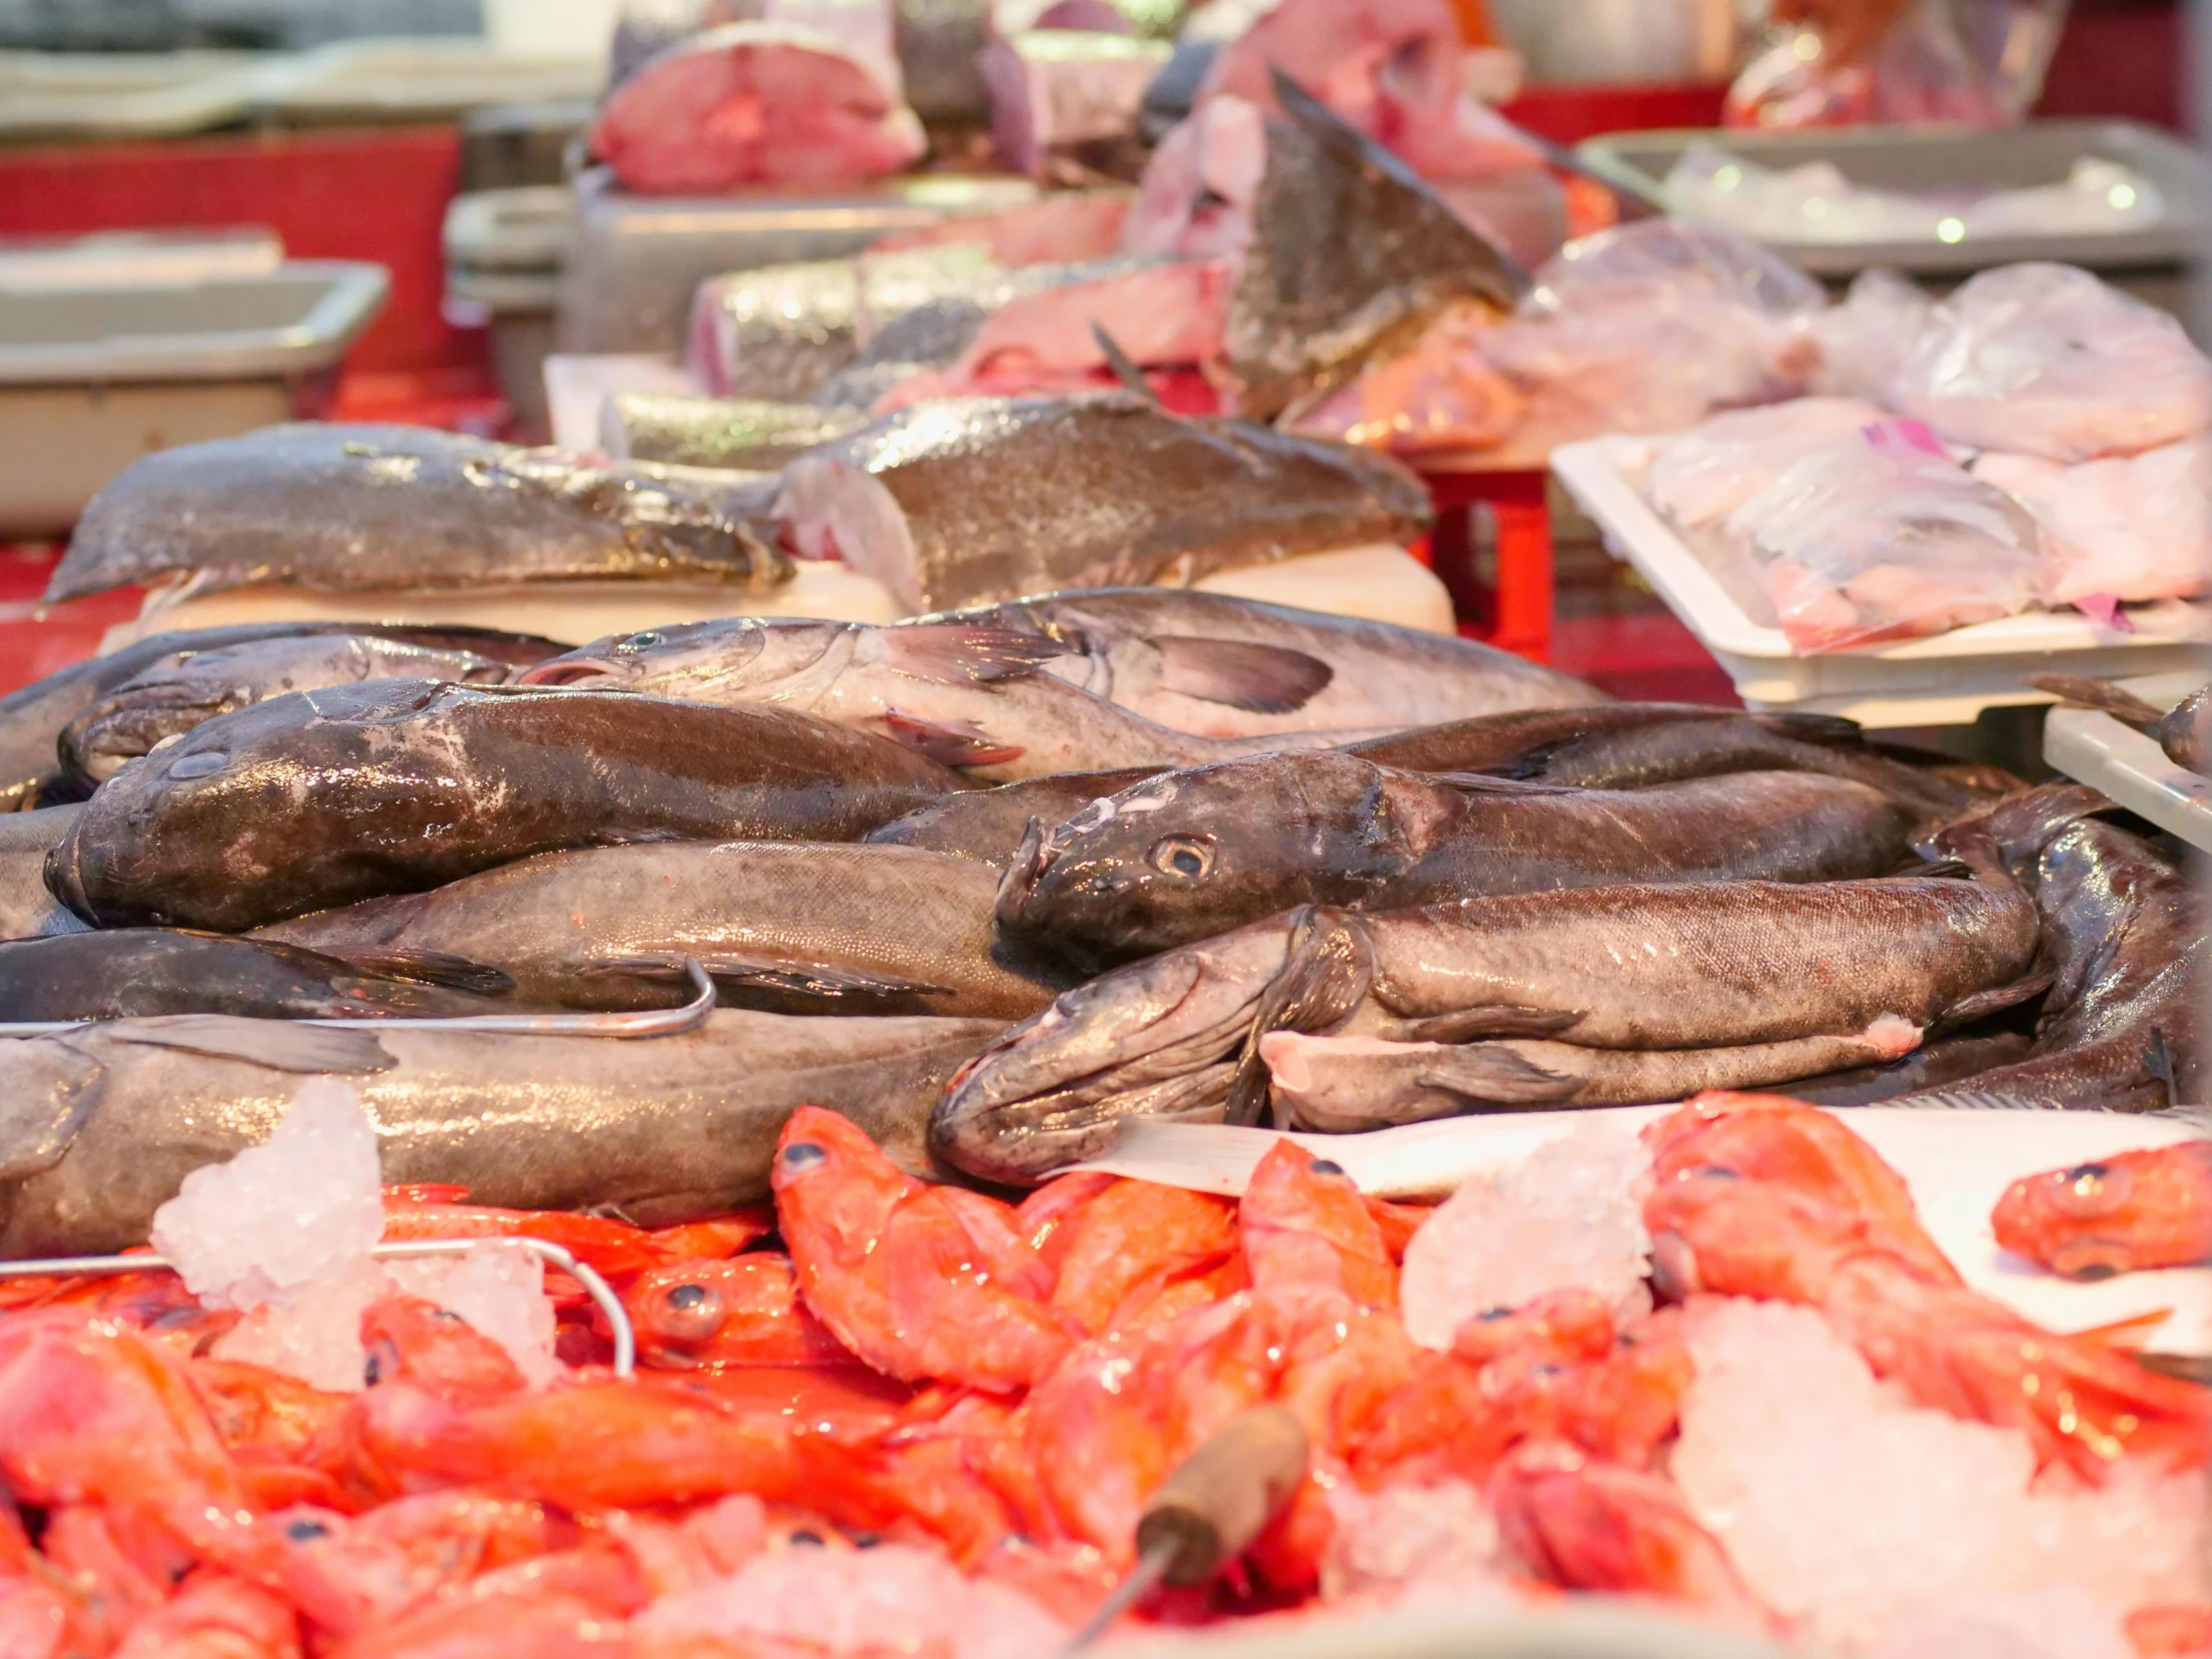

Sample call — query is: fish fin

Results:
[1898,856,1972,879]
[1150,636,1336,715]
[1228,907,1377,1127]
[1933,969,2056,1032]
[1426,772,1584,798]
[2138,1351,2212,1387]
[603,951,952,1006]
[2146,1026,2177,1102]
[880,625,1064,687]
[1414,1045,1580,1106]
[876,710,1027,769]
[107,1017,396,1075]
[1091,324,1159,404]
[1749,710,1865,748]
[334,948,516,997]
[2024,673,2165,732]
[1389,1005,1582,1043]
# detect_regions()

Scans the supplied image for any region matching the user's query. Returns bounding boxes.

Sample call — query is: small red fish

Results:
[111,1570,301,1659]
[1239,1140,1396,1311]
[1991,1141,2212,1280]
[623,1255,856,1372]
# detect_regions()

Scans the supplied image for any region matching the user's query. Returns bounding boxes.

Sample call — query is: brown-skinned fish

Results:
[865,769,1161,864]
[0,807,85,940]
[2028,674,2210,776]
[48,680,963,932]
[0,1011,1005,1259]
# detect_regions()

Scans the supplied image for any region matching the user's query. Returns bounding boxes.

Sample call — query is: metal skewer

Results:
[0,1236,636,1378]
[1064,1404,1312,1652]
[0,958,717,1041]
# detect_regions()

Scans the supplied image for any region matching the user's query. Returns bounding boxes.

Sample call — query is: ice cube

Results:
[384,1243,558,1389]
[1398,1119,1653,1350]
[152,1077,384,1311]
[211,1255,386,1394]
[1322,1479,1505,1603]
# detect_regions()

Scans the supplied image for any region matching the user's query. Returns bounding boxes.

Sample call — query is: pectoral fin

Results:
[878,710,1026,769]
[1152,636,1335,715]
[335,947,516,997]
[110,1016,396,1075]
[1227,907,1376,1126]
[1385,1005,1582,1043]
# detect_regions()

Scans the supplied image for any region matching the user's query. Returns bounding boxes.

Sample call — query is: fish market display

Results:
[590,18,926,195]
[938,870,2040,1181]
[1992,1140,2211,1279]
[776,392,1431,611]
[51,681,961,931]
[0,1010,1003,1258]
[603,392,874,470]
[997,764,1924,968]
[43,425,789,606]
[260,841,1068,1018]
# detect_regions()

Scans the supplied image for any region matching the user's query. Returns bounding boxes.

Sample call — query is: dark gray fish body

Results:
[1784,1031,2036,1107]
[935,872,2042,1181]
[1900,786,2205,1111]
[866,769,1161,863]
[60,634,521,786]
[259,840,1067,1020]
[0,808,86,941]
[44,425,790,604]
[997,758,1922,967]
[1228,82,1524,420]
[2162,684,2209,773]
[50,680,963,932]
[0,929,504,1024]
[926,588,1604,738]
[0,1010,1005,1258]
[2028,673,2210,775]
[603,393,872,470]
[774,392,1432,613]
[0,622,565,813]
[522,616,1368,782]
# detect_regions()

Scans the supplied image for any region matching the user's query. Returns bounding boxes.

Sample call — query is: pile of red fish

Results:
[1,1095,2206,1657]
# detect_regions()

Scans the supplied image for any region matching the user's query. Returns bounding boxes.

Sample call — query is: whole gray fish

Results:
[996,760,1922,967]
[0,808,85,941]
[2028,674,2210,776]
[1257,1023,1926,1130]
[0,929,507,1024]
[0,622,565,813]
[919,588,1604,738]
[933,873,2042,1182]
[44,425,790,605]
[0,1010,1004,1258]
[602,393,872,471]
[59,633,520,786]
[774,392,1432,613]
[259,841,1067,1019]
[865,768,1160,863]
[1226,75,1525,420]
[50,681,962,932]
[1896,785,2204,1111]
[522,617,1369,781]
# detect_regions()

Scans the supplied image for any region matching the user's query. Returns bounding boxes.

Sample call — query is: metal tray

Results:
[1574,120,2208,282]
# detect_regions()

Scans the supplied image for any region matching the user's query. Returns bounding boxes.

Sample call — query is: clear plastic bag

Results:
[1644,395,1887,530]
[1725,0,2063,130]
[1972,438,2212,615]
[1800,268,1932,403]
[1891,264,2212,464]
[1476,221,1826,445]
[1722,418,2044,652]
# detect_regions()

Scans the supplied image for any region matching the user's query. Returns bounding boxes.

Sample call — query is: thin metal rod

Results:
[0,1237,635,1379]
[1063,1539,1174,1653]
[0,959,717,1041]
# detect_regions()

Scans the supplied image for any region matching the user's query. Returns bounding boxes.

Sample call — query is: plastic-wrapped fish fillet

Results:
[1644,396,1888,530]
[1973,437,2212,614]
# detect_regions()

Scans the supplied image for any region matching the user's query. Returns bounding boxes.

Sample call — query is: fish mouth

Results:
[992,819,1051,929]
[517,656,628,688]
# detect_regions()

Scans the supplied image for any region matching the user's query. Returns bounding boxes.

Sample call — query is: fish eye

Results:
[790,1529,826,1547]
[284,1517,332,1543]
[656,1281,727,1343]
[1308,1158,1347,1177]
[2052,1162,2129,1217]
[1148,835,1215,879]
[362,1337,400,1387]
[167,750,228,781]
[780,1142,827,1173]
[618,631,666,653]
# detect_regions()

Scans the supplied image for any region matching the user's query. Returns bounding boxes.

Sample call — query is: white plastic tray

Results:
[1550,434,2212,725]
[2044,671,2212,852]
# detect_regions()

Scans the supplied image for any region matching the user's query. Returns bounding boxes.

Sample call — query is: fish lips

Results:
[42,820,97,925]
[517,655,629,689]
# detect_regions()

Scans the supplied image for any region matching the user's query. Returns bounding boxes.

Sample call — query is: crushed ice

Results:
[1398,1119,1654,1350]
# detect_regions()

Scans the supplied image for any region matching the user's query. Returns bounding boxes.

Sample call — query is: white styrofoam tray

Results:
[2045,671,2212,852]
[1550,435,2212,726]
[1085,1106,2212,1357]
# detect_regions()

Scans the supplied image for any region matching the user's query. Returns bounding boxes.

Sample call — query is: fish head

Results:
[928,918,1295,1185]
[360,1294,528,1396]
[994,752,1412,968]
[519,618,844,699]
[1990,1152,2171,1281]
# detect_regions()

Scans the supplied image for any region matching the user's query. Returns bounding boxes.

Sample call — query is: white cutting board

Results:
[1085,1105,2212,1356]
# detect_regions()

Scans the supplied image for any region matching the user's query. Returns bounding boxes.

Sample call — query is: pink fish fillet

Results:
[1972,439,2212,609]
[591,20,924,195]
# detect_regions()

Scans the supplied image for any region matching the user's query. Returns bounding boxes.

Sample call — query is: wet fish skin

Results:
[865,769,1160,864]
[50,680,963,933]
[2162,684,2209,773]
[934,873,2040,1184]
[0,808,86,941]
[0,622,566,814]
[0,1010,1005,1259]
[2028,673,2209,775]
[920,587,1604,738]
[258,840,1069,1020]
[522,616,1370,782]
[59,634,521,786]
[603,392,872,471]
[44,424,791,604]
[0,929,508,1024]
[997,759,1923,967]
[1785,1030,2036,1107]
[775,392,1433,613]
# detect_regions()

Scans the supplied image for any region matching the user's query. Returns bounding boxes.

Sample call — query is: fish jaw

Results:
[775,455,920,611]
